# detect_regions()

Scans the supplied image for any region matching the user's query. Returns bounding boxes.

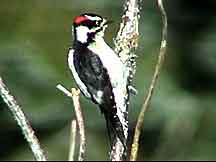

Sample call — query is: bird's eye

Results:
[95,21,99,26]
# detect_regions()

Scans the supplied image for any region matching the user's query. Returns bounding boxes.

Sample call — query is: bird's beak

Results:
[104,20,113,26]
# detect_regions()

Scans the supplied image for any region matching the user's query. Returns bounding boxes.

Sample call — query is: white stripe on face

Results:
[75,24,106,43]
[76,26,89,43]
[85,15,102,21]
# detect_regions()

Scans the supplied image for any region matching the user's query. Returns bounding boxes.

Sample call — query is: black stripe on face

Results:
[87,26,104,43]
[81,19,103,29]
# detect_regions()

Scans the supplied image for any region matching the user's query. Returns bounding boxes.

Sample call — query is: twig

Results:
[0,77,47,161]
[71,88,86,161]
[56,84,73,97]
[130,0,168,161]
[56,84,86,161]
[68,119,77,161]
[110,0,141,160]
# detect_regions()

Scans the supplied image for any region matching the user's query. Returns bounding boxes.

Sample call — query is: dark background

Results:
[0,0,216,160]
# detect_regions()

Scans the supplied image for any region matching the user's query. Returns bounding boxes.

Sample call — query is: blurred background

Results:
[0,0,216,160]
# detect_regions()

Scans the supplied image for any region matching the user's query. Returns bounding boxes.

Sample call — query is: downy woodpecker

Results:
[68,13,127,147]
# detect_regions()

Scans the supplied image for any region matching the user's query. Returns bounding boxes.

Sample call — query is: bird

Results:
[67,13,128,148]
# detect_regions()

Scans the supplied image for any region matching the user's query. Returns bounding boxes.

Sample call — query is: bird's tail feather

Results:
[100,105,127,149]
[103,112,114,149]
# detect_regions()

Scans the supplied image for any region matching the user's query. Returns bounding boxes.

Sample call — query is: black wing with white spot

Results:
[68,47,126,146]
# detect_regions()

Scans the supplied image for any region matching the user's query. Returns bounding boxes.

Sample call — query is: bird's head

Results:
[73,13,112,44]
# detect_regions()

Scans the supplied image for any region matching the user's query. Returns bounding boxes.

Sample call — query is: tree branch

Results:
[71,88,86,161]
[110,0,141,161]
[0,77,47,161]
[68,119,77,161]
[56,84,86,161]
[130,0,168,161]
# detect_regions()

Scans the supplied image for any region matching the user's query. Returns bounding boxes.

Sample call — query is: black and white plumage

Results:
[68,13,128,147]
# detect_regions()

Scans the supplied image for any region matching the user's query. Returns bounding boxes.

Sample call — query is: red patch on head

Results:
[74,16,88,25]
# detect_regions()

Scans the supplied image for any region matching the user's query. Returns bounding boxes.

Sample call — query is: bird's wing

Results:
[71,48,111,105]
[68,48,91,99]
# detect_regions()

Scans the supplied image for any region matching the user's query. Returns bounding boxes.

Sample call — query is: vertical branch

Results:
[130,0,168,161]
[111,0,141,161]
[0,77,47,161]
[68,119,77,161]
[71,88,86,161]
[56,84,86,161]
